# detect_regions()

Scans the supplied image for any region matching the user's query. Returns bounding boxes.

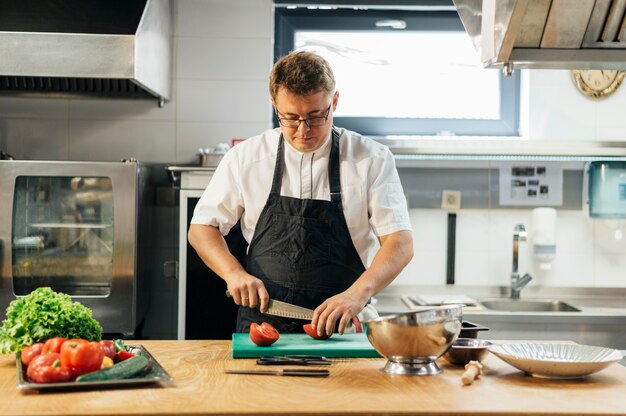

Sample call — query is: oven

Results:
[0,160,152,338]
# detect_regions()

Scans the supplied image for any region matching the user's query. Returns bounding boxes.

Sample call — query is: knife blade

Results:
[224,369,329,377]
[225,290,314,320]
[264,298,314,320]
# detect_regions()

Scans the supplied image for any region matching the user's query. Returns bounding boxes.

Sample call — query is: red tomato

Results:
[26,353,72,384]
[60,339,105,377]
[42,337,67,354]
[114,349,135,363]
[99,340,116,360]
[249,322,280,346]
[303,323,332,340]
[20,343,43,366]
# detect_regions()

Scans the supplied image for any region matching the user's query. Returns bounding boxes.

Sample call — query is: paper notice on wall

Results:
[499,163,563,206]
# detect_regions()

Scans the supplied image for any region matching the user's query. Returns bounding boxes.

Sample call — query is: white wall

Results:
[0,0,625,288]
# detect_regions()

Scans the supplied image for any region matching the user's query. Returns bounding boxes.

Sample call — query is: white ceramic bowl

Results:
[488,343,623,378]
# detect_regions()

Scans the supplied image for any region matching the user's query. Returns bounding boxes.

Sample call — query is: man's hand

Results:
[311,291,368,336]
[226,271,270,312]
[188,224,270,312]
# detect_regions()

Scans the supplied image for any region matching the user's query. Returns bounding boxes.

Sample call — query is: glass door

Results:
[12,175,114,296]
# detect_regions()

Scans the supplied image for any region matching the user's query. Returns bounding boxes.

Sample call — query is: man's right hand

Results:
[226,272,270,312]
[188,224,270,312]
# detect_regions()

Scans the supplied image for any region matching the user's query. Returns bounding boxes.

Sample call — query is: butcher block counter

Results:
[1,340,626,416]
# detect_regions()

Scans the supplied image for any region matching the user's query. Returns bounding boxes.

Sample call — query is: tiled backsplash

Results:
[396,206,626,288]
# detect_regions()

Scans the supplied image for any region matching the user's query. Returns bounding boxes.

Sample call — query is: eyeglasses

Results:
[275,104,331,128]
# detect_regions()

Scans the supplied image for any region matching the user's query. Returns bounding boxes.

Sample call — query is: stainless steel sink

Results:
[480,299,581,312]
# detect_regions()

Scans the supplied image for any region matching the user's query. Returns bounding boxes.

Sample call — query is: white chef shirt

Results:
[191,127,411,267]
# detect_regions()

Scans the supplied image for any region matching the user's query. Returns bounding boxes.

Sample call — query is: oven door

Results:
[0,160,138,337]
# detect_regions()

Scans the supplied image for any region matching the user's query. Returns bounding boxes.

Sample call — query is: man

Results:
[188,51,413,336]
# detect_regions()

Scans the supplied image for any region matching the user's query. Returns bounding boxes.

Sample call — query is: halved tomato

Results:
[249,322,280,346]
[303,323,332,340]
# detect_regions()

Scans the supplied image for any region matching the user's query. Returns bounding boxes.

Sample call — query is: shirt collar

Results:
[282,130,333,156]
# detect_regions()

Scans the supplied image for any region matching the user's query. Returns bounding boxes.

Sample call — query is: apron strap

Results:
[329,127,342,203]
[269,134,286,196]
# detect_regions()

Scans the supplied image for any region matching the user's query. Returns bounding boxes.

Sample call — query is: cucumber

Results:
[76,355,150,382]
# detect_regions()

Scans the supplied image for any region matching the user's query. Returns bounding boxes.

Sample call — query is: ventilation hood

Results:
[0,0,171,105]
[453,0,626,73]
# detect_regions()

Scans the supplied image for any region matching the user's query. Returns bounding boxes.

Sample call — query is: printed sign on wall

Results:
[499,163,563,206]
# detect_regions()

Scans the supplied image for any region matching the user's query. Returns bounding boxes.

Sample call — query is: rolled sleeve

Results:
[367,147,412,237]
[190,150,243,236]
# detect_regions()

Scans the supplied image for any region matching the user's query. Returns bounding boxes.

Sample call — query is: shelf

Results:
[28,222,113,229]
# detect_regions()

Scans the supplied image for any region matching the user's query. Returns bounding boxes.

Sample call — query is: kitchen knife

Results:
[225,290,314,320]
[224,369,329,377]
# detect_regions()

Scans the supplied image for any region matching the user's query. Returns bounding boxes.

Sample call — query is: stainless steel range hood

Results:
[0,0,172,105]
[453,0,626,73]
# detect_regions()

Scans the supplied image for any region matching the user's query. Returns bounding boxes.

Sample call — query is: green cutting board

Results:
[231,333,381,358]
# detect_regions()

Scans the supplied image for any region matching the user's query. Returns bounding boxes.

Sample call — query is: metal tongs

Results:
[256,355,332,366]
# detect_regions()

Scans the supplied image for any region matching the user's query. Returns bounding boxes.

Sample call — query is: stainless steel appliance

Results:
[0,160,152,338]
[0,0,172,105]
[171,166,244,340]
[454,0,626,71]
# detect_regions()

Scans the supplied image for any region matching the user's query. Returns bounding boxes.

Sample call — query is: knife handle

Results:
[281,369,330,377]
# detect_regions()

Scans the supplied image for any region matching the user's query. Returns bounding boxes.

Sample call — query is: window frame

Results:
[274,7,521,137]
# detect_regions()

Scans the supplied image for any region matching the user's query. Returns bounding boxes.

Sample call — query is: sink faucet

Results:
[511,224,532,299]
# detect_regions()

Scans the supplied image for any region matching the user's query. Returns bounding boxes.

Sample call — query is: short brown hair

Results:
[269,51,336,101]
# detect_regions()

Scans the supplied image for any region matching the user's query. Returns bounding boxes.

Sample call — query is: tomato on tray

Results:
[20,343,43,366]
[99,340,116,360]
[249,322,280,346]
[303,323,332,340]
[42,337,67,354]
[26,353,72,384]
[60,339,105,377]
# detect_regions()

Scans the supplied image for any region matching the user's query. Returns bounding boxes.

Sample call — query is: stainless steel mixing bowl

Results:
[363,305,463,375]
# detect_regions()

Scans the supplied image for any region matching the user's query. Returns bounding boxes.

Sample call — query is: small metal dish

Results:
[444,338,491,365]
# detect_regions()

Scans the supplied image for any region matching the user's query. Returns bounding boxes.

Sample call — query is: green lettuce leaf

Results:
[0,287,102,354]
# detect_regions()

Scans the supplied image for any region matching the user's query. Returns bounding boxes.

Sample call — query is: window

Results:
[275,7,520,137]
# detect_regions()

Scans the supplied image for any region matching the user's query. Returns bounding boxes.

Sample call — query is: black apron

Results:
[236,128,366,333]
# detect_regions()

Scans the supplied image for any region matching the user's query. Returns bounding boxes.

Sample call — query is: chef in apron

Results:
[189,51,413,336]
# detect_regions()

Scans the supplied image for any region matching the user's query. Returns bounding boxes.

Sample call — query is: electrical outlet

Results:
[441,190,462,211]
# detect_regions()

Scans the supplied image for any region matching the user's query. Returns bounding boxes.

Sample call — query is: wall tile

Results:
[593,219,626,255]
[68,97,176,121]
[594,254,626,287]
[396,250,447,286]
[175,0,272,38]
[452,210,490,285]
[409,209,447,253]
[177,79,269,122]
[527,81,596,140]
[596,126,626,141]
[0,97,68,119]
[532,253,594,287]
[177,37,272,81]
[69,120,175,163]
[2,119,69,160]
[552,211,594,254]
[455,250,490,286]
[394,209,447,285]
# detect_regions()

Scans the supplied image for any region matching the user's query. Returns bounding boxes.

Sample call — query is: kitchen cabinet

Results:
[1,340,626,415]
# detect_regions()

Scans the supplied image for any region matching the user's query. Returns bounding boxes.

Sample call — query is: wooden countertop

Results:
[1,340,626,416]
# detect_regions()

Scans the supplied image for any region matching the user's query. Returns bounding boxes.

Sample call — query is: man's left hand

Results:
[311,291,367,336]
